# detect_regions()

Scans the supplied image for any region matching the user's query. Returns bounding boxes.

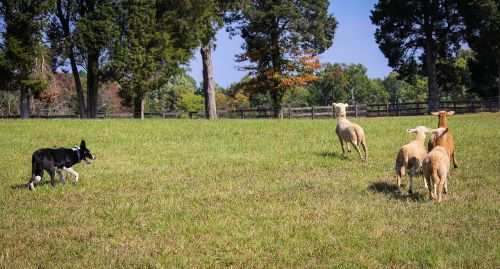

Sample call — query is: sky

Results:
[188,0,393,88]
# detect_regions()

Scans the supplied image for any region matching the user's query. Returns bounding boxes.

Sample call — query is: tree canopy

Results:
[371,0,466,111]
[228,0,337,117]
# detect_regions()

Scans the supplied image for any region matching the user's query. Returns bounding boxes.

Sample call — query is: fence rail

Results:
[1,97,498,119]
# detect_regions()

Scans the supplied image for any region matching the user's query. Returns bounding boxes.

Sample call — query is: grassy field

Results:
[0,113,499,268]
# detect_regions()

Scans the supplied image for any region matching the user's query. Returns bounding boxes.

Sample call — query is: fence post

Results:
[386,103,389,117]
[355,105,358,118]
[416,102,420,115]
[311,106,315,119]
[470,100,474,113]
[288,106,291,118]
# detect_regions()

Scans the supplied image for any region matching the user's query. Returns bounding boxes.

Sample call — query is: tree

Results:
[309,63,349,106]
[0,0,52,118]
[228,0,337,118]
[50,0,87,118]
[436,49,475,100]
[371,0,466,111]
[110,0,206,118]
[109,0,166,119]
[49,0,118,118]
[457,0,499,97]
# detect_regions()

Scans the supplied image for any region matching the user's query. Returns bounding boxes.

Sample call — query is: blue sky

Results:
[188,0,393,88]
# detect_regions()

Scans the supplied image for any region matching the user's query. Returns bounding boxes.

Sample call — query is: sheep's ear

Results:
[332,103,337,106]
[344,103,349,107]
[447,111,455,116]
[431,112,440,116]
[406,129,414,133]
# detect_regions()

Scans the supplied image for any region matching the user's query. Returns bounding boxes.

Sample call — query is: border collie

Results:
[29,140,95,190]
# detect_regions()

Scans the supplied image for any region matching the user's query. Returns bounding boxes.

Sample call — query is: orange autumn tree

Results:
[229,0,337,118]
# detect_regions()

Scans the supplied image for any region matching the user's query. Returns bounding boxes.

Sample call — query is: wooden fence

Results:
[1,97,498,119]
[213,97,498,119]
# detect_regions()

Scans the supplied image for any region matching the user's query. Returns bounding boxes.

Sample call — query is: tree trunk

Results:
[201,40,217,119]
[426,51,439,112]
[69,48,86,118]
[19,87,30,118]
[425,29,439,112]
[87,52,99,118]
[134,96,144,119]
[496,55,500,93]
[56,0,86,118]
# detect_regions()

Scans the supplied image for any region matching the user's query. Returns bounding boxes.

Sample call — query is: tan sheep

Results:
[395,126,431,194]
[428,111,458,168]
[423,128,451,203]
[333,103,367,162]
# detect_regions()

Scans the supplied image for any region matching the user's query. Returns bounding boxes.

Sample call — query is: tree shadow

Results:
[317,150,349,160]
[367,181,426,202]
[10,180,53,190]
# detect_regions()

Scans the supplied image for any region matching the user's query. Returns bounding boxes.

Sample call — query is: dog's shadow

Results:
[318,150,349,160]
[367,182,426,202]
[10,180,52,190]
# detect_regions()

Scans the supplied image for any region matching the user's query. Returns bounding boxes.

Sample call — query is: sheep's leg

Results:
[423,174,428,189]
[437,178,446,202]
[408,172,414,194]
[338,137,345,155]
[350,141,364,162]
[426,177,433,200]
[396,168,402,193]
[361,141,368,161]
[444,171,449,194]
[452,152,458,168]
[346,142,351,152]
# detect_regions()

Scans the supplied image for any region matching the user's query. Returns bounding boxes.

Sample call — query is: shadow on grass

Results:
[10,180,53,190]
[317,150,349,160]
[368,182,426,202]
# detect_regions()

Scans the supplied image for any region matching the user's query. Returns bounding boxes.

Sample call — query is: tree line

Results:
[0,0,498,119]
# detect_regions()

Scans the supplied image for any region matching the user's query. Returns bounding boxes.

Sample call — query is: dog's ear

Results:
[80,140,86,149]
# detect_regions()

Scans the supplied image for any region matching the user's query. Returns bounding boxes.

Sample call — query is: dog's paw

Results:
[28,183,35,191]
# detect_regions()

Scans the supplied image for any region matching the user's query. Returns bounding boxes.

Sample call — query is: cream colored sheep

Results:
[333,103,367,162]
[395,126,431,194]
[423,128,451,203]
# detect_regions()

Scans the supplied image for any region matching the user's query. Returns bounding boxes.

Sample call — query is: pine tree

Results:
[371,0,466,111]
[109,0,204,118]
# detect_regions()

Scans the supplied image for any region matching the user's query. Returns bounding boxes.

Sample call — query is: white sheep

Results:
[395,126,431,194]
[333,103,367,162]
[423,128,451,202]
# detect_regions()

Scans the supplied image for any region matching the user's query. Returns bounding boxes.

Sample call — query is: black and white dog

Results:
[29,140,95,190]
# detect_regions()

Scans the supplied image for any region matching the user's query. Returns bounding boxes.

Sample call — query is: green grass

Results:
[0,113,499,268]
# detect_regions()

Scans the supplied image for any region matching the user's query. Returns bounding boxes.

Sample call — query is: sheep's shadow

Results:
[10,180,53,190]
[367,182,426,202]
[317,150,349,160]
